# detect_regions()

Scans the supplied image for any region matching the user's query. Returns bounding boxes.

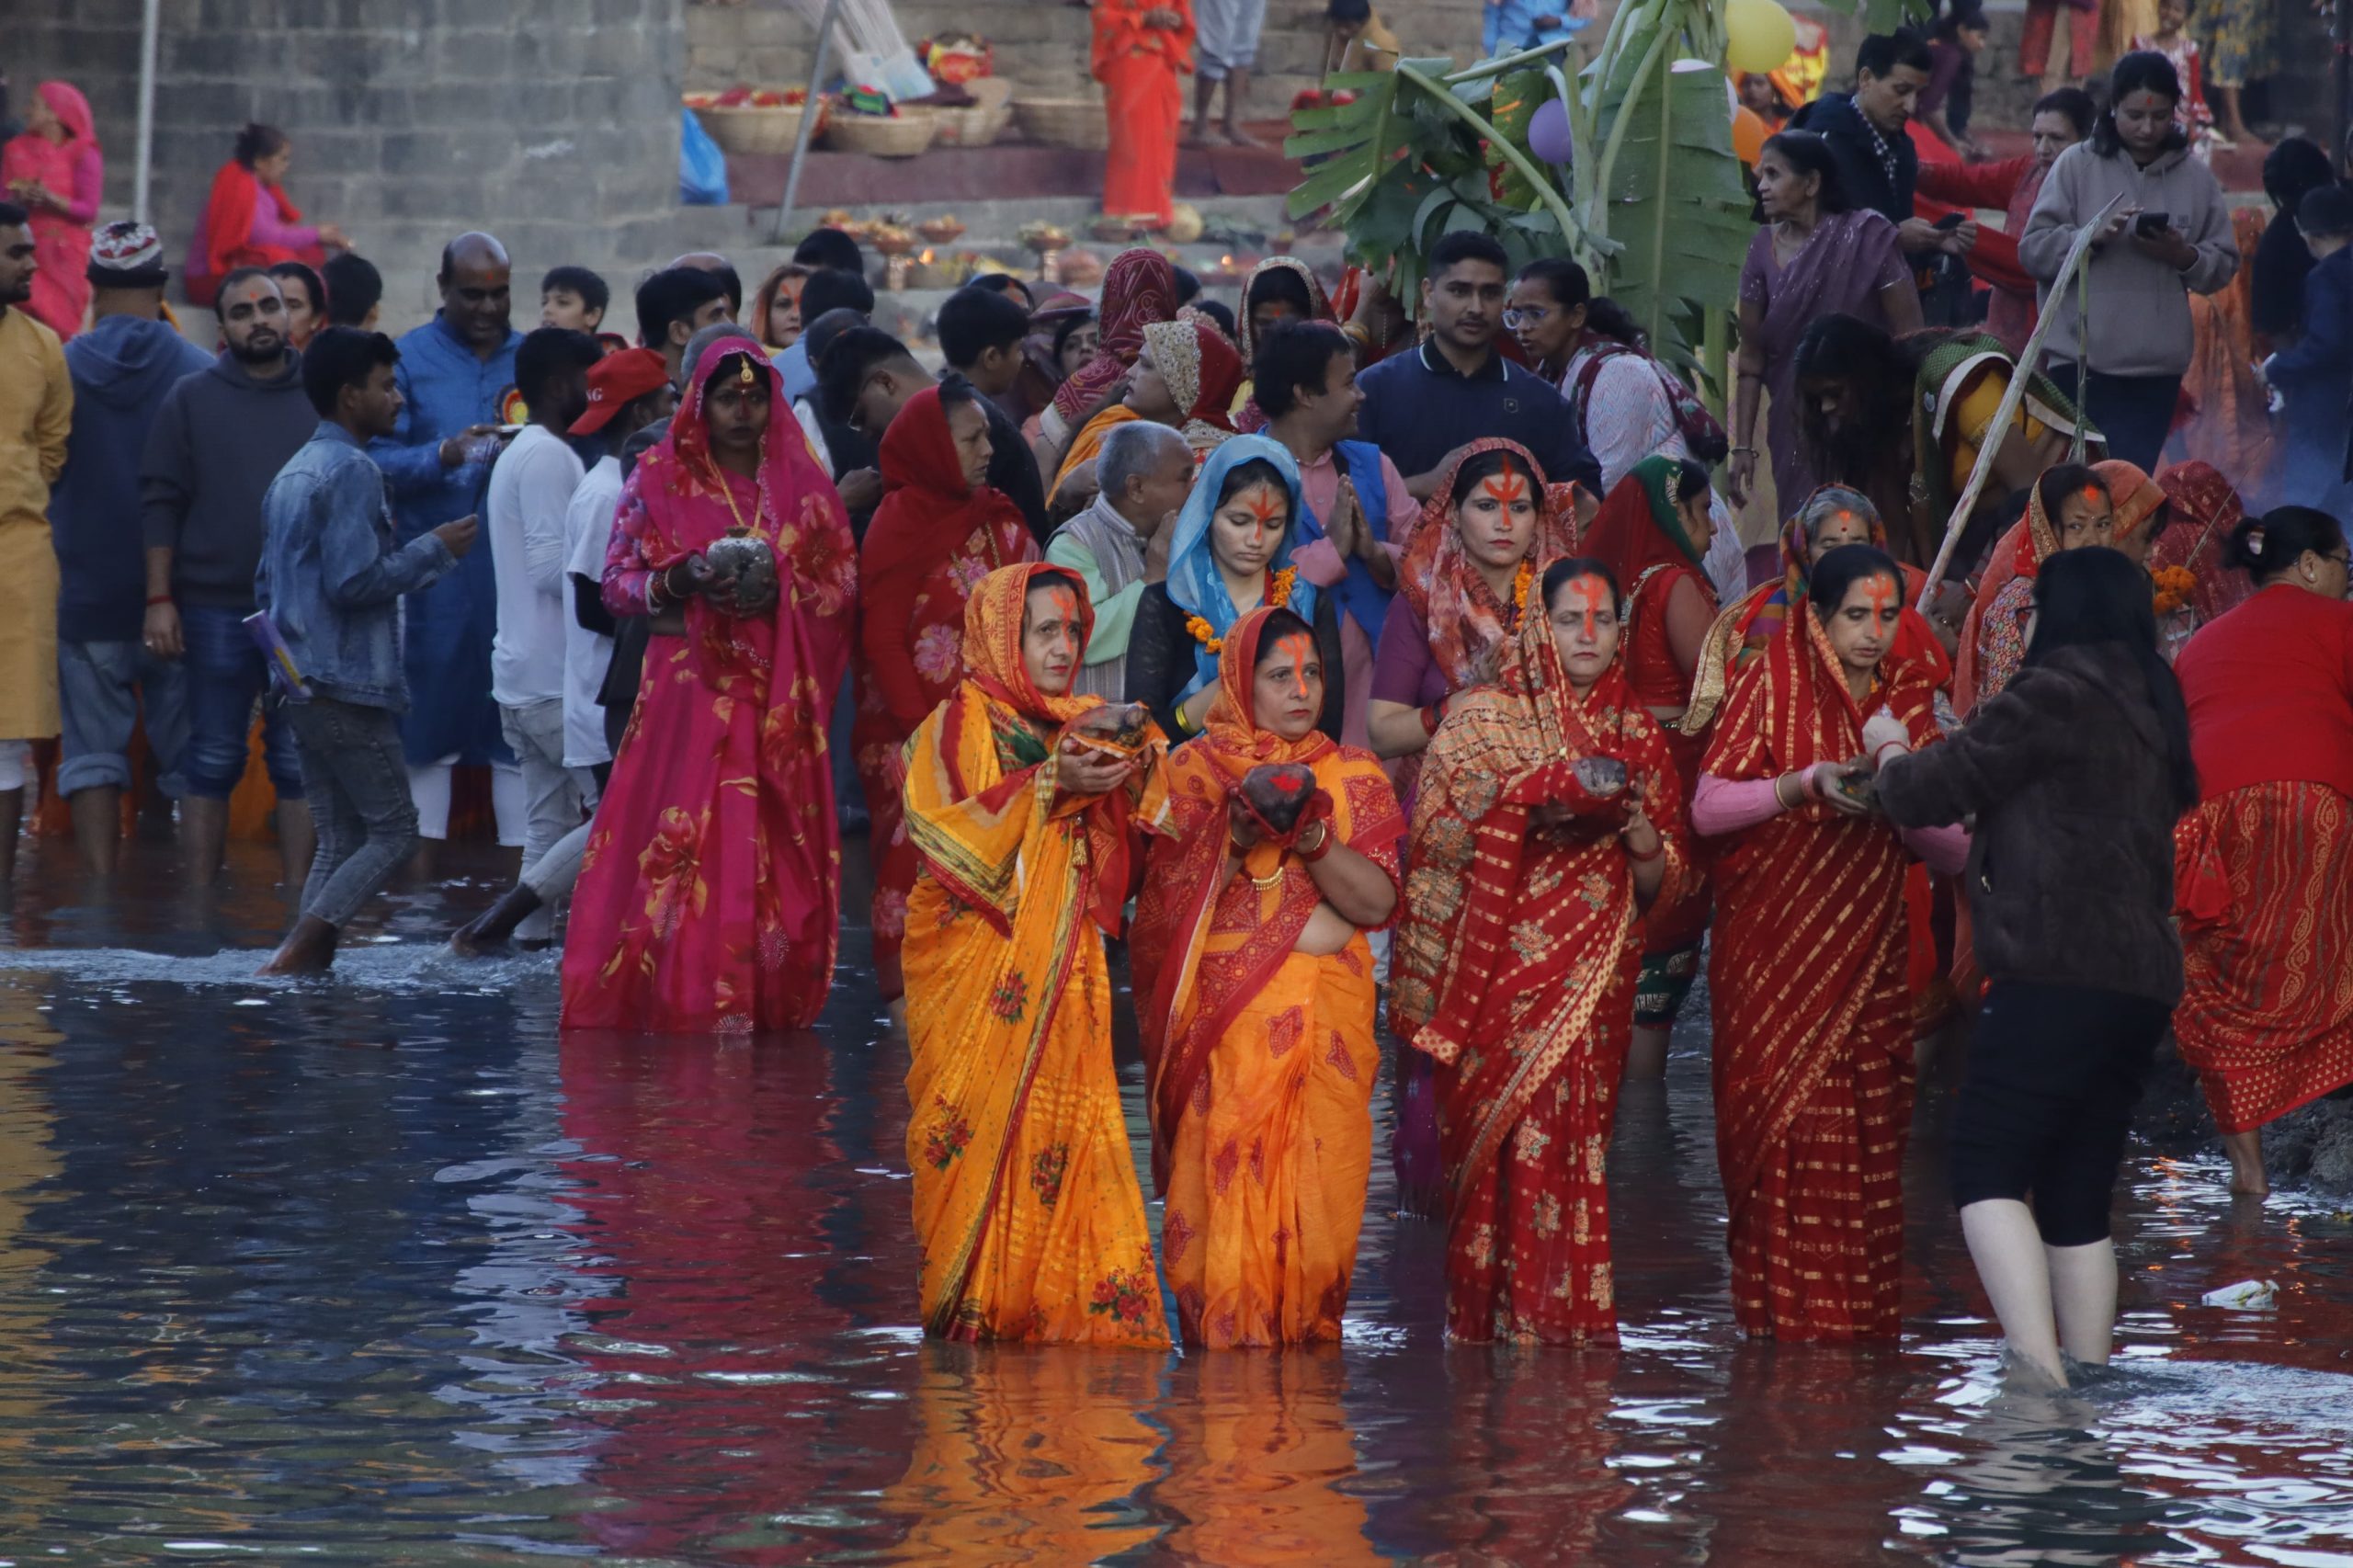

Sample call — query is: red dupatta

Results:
[862,385,1030,606]
[1395,438,1582,693]
[1130,608,1404,1187]
[1052,248,1178,424]
[1392,601,1690,1213]
[1701,597,1940,1200]
[198,158,307,279]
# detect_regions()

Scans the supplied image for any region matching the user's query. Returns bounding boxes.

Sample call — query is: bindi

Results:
[1480,469,1531,506]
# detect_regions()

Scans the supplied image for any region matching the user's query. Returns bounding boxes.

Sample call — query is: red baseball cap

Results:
[571,347,672,436]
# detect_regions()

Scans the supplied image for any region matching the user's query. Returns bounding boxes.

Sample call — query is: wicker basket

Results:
[1012,96,1110,151]
[823,111,938,157]
[923,78,1016,148]
[699,101,821,157]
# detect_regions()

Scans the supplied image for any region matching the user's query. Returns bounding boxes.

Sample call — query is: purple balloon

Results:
[1528,97,1573,165]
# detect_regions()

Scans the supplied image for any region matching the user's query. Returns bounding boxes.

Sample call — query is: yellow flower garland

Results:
[1187,567,1297,655]
[1511,557,1535,614]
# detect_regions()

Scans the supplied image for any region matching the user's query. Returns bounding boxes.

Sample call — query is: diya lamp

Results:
[1018,220,1073,280]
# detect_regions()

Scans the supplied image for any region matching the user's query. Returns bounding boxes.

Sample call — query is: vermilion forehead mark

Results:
[1481,468,1531,506]
[1864,575,1897,617]
[1565,574,1608,639]
[1237,485,1286,527]
[1267,631,1314,672]
[1040,585,1078,623]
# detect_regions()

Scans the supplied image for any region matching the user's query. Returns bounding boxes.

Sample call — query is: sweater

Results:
[138,347,319,614]
[2175,582,2353,803]
[55,315,210,642]
[2019,140,2238,380]
[1877,642,2186,1006]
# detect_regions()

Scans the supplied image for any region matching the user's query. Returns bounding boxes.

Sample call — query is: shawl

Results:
[6,83,94,188]
[1142,315,1243,454]
[1164,435,1319,707]
[863,385,1030,603]
[1582,456,1706,597]
[1911,332,2097,528]
[1392,593,1689,1206]
[1052,247,1177,424]
[915,562,1165,941]
[1233,256,1336,434]
[196,158,307,281]
[2148,460,2254,624]
[1130,607,1391,1186]
[2095,459,2167,548]
[1395,438,1580,693]
[1685,485,1951,732]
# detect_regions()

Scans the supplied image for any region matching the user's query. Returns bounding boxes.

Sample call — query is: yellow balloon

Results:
[1725,0,1798,74]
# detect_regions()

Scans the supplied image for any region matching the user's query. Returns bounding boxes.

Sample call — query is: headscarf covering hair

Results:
[1236,255,1334,360]
[960,562,1103,727]
[1755,484,1881,658]
[1052,247,1178,423]
[862,384,1030,604]
[1955,462,2086,711]
[1141,316,1245,454]
[749,261,812,352]
[2150,460,2255,623]
[1396,437,1578,692]
[2095,459,2167,549]
[1164,436,1318,708]
[1580,455,1707,601]
[34,82,97,150]
[1201,605,1340,771]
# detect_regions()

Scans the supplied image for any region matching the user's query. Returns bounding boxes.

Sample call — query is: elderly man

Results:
[0,201,70,880]
[369,232,525,857]
[1044,418,1192,701]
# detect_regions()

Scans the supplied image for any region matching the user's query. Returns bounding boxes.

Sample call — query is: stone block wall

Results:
[9,0,692,333]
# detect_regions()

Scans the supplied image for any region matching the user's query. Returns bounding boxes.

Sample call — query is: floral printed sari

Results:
[562,346,858,1032]
[1701,603,1942,1339]
[1131,607,1404,1346]
[901,562,1174,1345]
[1394,601,1691,1343]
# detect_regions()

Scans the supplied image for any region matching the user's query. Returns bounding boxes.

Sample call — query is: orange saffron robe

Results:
[1393,610,1692,1344]
[1094,0,1193,227]
[1701,608,1942,1341]
[900,564,1173,1346]
[1131,608,1404,1348]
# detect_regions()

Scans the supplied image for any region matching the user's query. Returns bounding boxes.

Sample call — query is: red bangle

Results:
[146,593,173,607]
[1420,700,1444,737]
[1625,837,1665,864]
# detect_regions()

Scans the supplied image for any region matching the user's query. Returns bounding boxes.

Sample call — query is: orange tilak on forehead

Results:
[1240,485,1286,527]
[1480,468,1531,506]
[1262,632,1316,702]
[1564,575,1608,638]
[1864,574,1897,617]
[1039,585,1079,624]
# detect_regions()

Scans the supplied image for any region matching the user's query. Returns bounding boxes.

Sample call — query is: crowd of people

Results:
[2,33,2350,1385]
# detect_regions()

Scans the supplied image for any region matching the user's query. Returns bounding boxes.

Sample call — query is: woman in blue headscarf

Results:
[1124,436,1344,742]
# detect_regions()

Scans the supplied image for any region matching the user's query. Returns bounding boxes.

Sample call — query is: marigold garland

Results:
[2152,564,2197,617]
[1187,566,1297,654]
[1510,557,1535,613]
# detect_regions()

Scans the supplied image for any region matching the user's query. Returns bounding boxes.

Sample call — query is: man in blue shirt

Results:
[369,231,522,855]
[1355,231,1602,502]
[256,326,474,975]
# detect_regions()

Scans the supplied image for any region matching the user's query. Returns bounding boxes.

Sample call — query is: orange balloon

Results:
[1732,103,1769,165]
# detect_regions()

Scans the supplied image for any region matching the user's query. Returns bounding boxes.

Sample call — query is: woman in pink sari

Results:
[0,82,102,338]
[562,344,858,1033]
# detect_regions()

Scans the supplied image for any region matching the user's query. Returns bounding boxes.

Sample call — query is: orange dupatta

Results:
[901,563,1175,1345]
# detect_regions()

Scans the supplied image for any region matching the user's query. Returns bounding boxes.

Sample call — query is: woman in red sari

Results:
[1094,0,1194,231]
[856,382,1040,1008]
[1037,248,1179,471]
[1131,605,1403,1346]
[1581,455,1719,1074]
[183,123,344,309]
[0,82,101,338]
[562,345,858,1033]
[1696,544,1967,1338]
[1395,558,1692,1343]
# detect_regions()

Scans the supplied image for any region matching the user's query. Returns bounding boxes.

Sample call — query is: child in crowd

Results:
[2132,0,2220,157]
[540,265,608,333]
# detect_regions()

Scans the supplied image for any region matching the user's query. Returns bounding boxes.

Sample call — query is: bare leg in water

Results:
[1625,1025,1671,1078]
[1961,1198,2069,1387]
[2222,1127,2268,1197]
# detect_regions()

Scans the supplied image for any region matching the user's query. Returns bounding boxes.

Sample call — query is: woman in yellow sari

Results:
[901,562,1175,1346]
[1131,605,1404,1347]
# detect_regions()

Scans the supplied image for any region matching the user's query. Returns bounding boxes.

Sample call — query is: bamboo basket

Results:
[699,101,822,157]
[923,78,1016,147]
[823,111,938,157]
[1012,96,1110,151]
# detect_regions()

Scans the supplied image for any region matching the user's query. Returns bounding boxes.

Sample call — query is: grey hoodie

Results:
[139,347,319,613]
[2020,139,2238,381]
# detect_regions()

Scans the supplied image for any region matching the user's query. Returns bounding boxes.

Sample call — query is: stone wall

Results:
[9,0,692,334]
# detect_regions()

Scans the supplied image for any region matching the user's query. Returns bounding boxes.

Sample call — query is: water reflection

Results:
[0,846,2347,1564]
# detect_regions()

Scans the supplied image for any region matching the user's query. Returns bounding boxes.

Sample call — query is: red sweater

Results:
[2176,582,2353,802]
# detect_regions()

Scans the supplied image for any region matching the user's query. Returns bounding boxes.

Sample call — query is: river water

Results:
[0,843,2348,1566]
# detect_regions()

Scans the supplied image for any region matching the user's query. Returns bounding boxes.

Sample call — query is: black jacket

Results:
[1789,91,1916,231]
[1125,585,1346,744]
[1877,643,2186,1006]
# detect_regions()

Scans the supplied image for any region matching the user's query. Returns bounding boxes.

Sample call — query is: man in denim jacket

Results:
[255,326,477,974]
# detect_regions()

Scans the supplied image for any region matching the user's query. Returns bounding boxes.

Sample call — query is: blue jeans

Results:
[57,639,189,798]
[181,604,304,801]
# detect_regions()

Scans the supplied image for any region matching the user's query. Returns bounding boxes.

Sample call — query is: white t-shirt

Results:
[487,424,585,709]
[561,454,626,768]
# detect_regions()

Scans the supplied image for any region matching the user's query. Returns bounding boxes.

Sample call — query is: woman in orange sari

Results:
[562,345,858,1032]
[901,562,1172,1345]
[1580,456,1719,1073]
[1394,558,1692,1343]
[1094,0,1195,229]
[856,382,1040,1007]
[1696,544,1967,1338]
[1131,606,1404,1346]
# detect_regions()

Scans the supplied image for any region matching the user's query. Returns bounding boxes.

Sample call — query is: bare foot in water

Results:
[2222,1129,2269,1198]
[257,915,338,976]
